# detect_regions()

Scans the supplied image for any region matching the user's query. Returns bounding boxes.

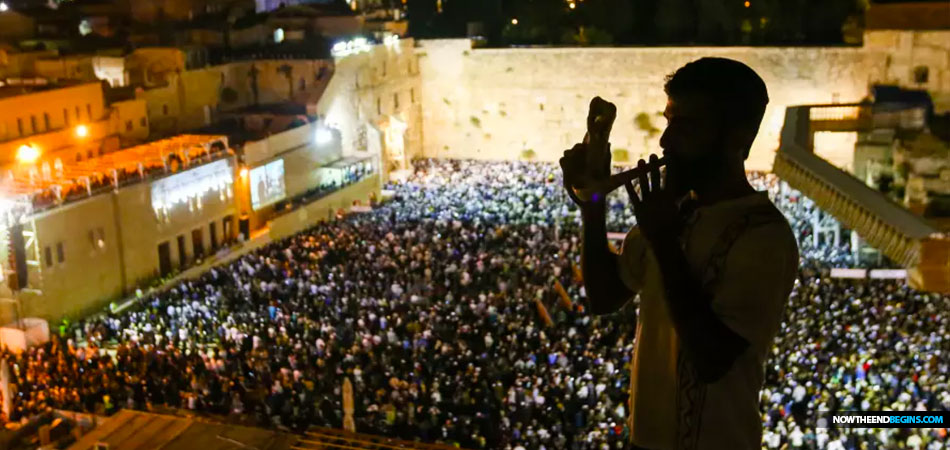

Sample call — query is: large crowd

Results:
[2,158,947,450]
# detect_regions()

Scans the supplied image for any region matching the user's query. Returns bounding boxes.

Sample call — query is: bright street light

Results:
[75,124,89,138]
[511,18,518,25]
[16,145,40,164]
[315,127,333,145]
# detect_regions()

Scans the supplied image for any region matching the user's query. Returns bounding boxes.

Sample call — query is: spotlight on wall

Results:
[16,145,40,164]
[315,127,333,145]
[75,124,89,138]
[240,167,249,179]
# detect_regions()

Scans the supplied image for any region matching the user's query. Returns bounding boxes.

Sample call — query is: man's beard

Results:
[665,151,723,200]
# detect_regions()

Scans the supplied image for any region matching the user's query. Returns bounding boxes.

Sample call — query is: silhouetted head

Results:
[659,57,768,197]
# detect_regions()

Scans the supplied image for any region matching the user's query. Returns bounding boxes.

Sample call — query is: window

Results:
[394,93,399,109]
[126,120,133,132]
[163,104,169,115]
[64,108,70,126]
[86,104,92,120]
[140,117,147,127]
[89,227,105,250]
[914,66,929,84]
[43,112,50,131]
[56,242,64,264]
[44,246,52,268]
[75,106,80,121]
[410,88,415,103]
[17,118,23,136]
[30,115,37,134]
[377,97,381,115]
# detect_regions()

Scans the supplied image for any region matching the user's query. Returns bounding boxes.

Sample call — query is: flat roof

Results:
[0,80,89,99]
[0,134,228,198]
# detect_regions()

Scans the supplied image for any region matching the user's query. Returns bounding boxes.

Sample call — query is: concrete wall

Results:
[0,83,106,143]
[13,194,125,322]
[268,175,380,241]
[0,83,113,165]
[418,39,880,171]
[110,99,150,144]
[0,157,239,323]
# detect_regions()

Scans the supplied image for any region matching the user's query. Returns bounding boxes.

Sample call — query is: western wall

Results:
[415,35,947,171]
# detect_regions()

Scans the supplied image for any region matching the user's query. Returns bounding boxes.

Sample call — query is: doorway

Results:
[192,228,204,260]
[209,221,218,251]
[177,234,187,269]
[158,241,172,277]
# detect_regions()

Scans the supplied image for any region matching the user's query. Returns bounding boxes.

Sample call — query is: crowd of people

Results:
[2,158,947,450]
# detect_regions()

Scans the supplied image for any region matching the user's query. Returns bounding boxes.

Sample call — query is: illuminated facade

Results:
[0,82,149,169]
[0,135,240,322]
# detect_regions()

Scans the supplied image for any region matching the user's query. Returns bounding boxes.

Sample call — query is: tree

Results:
[655,0,696,43]
[248,64,260,105]
[220,87,239,104]
[561,26,614,46]
[580,0,633,44]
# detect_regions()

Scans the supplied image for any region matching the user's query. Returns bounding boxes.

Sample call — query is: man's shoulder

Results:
[733,215,798,258]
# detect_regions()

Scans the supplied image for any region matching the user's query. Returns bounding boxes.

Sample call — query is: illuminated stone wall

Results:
[418,39,882,171]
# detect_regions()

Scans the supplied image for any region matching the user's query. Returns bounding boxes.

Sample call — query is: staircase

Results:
[773,104,950,292]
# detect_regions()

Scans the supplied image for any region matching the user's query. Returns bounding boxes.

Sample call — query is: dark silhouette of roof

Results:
[866,2,950,29]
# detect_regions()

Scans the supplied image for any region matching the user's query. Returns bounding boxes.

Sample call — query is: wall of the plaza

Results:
[240,122,344,230]
[112,161,238,289]
[268,175,380,241]
[417,33,948,171]
[418,39,881,172]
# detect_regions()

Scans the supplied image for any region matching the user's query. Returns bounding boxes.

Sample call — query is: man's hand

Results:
[624,154,681,245]
[560,97,616,206]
